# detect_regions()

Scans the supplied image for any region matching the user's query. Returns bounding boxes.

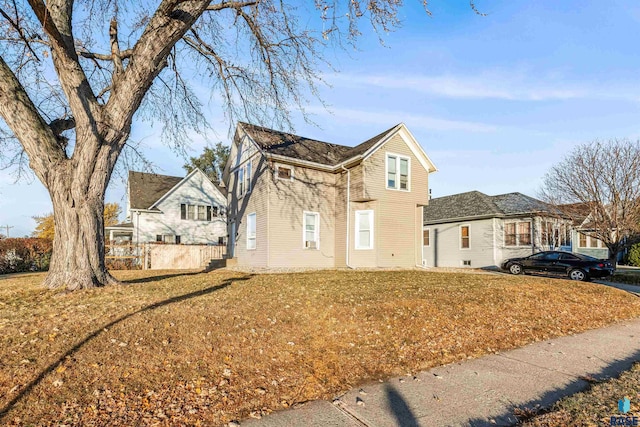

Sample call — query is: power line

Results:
[2,225,14,238]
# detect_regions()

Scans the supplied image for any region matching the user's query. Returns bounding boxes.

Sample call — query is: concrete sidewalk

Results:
[242,318,640,427]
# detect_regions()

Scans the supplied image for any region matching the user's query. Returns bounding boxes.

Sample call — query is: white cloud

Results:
[325,72,628,102]
[307,106,497,133]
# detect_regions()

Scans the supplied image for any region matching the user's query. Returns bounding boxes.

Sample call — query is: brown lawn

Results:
[522,362,640,426]
[1,269,639,426]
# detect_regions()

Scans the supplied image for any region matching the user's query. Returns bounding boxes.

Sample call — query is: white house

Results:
[422,191,573,268]
[106,168,228,245]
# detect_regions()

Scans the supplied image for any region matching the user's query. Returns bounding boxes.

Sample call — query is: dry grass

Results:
[522,363,640,426]
[1,270,640,426]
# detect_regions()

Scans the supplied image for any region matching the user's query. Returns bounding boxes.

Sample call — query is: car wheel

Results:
[569,269,587,281]
[509,264,523,275]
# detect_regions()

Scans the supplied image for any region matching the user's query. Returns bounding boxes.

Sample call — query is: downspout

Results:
[492,217,498,267]
[415,206,427,269]
[340,165,353,268]
[267,162,271,267]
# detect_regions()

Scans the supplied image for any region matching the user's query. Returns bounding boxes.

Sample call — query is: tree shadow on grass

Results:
[121,270,206,284]
[0,274,253,421]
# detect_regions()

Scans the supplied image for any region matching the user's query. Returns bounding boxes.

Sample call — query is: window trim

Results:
[460,224,470,250]
[578,232,602,248]
[276,165,294,181]
[245,160,252,194]
[579,232,587,248]
[504,220,532,247]
[385,152,411,191]
[355,210,374,250]
[302,211,320,250]
[238,167,245,197]
[423,227,430,247]
[181,203,220,221]
[246,212,256,250]
[156,234,179,244]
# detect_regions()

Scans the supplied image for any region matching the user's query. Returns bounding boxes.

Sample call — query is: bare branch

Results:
[206,1,258,12]
[540,139,640,262]
[78,49,133,61]
[109,18,124,77]
[49,116,75,136]
[0,6,41,60]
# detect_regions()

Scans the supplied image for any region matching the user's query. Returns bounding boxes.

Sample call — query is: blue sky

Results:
[2,0,640,237]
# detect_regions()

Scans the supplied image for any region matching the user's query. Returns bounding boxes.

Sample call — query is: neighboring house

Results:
[222,122,437,268]
[422,191,572,268]
[106,168,228,245]
[561,203,616,260]
[572,228,610,259]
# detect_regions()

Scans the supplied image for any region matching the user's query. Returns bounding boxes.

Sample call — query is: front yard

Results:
[1,270,640,426]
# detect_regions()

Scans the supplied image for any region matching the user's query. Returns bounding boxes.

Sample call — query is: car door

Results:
[522,252,549,273]
[542,252,564,275]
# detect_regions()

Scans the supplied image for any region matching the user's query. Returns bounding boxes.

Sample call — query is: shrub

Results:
[627,243,640,267]
[0,238,52,274]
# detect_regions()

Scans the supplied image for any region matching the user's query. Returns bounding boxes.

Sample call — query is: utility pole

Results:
[2,225,14,238]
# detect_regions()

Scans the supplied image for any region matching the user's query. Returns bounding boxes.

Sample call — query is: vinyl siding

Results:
[268,164,337,268]
[349,201,378,267]
[349,164,365,201]
[424,219,496,268]
[227,150,269,267]
[334,171,348,268]
[361,134,430,267]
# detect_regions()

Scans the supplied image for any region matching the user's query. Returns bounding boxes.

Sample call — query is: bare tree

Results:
[0,1,482,290]
[540,139,640,264]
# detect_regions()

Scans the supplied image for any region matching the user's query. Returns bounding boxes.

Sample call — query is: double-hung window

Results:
[197,205,206,221]
[238,167,245,196]
[181,204,217,221]
[237,161,252,197]
[504,221,531,246]
[460,225,470,249]
[517,222,531,245]
[246,212,256,250]
[579,233,587,247]
[423,228,430,246]
[245,161,252,193]
[303,211,320,249]
[386,153,410,191]
[355,210,374,250]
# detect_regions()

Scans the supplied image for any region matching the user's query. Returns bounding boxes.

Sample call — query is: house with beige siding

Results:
[222,122,437,268]
[422,191,573,268]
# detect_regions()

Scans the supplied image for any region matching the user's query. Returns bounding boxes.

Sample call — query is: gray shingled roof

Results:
[239,122,397,166]
[128,171,183,210]
[423,191,563,224]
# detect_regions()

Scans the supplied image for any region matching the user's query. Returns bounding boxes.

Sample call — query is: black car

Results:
[501,251,614,281]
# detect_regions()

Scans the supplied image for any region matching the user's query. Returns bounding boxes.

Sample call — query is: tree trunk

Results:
[42,143,120,290]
